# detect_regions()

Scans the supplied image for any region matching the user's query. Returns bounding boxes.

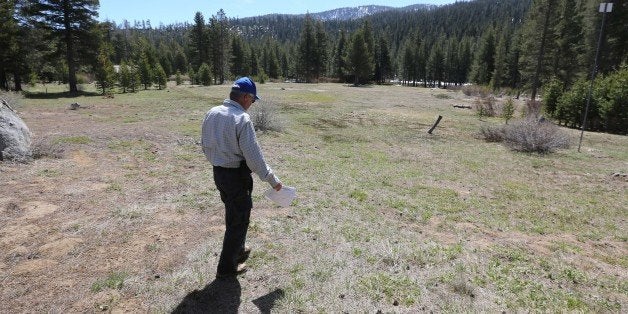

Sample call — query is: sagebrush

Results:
[480,119,570,153]
[503,119,570,153]
[249,101,283,132]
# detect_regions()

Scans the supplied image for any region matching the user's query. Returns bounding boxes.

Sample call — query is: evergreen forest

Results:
[1,0,626,133]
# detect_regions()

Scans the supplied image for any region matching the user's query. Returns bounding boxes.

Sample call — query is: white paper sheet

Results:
[264,186,296,207]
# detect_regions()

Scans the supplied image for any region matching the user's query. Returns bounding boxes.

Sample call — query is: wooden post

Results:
[428,115,442,134]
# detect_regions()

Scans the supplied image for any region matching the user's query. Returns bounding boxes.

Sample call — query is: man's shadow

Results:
[172,278,241,314]
[171,278,285,314]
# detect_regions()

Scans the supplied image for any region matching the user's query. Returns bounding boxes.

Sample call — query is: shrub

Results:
[502,98,515,124]
[475,95,496,118]
[462,85,490,97]
[479,125,505,142]
[31,137,65,159]
[542,77,563,116]
[555,78,593,128]
[249,100,283,132]
[175,71,182,85]
[502,119,570,153]
[595,65,627,134]
[197,63,212,86]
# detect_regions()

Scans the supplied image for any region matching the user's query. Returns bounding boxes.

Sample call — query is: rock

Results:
[0,99,32,162]
[69,102,80,110]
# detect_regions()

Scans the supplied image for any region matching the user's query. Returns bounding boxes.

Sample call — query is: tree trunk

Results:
[530,0,554,101]
[13,73,22,91]
[63,0,77,93]
[0,68,7,91]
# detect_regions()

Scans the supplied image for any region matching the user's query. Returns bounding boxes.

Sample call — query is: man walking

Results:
[201,77,282,279]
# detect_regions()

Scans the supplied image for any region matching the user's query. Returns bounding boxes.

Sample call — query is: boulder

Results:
[0,99,32,162]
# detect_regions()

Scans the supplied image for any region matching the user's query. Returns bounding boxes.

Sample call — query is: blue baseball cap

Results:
[231,77,260,100]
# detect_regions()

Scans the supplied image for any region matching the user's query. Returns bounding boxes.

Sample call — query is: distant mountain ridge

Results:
[310,4,435,21]
[244,4,436,22]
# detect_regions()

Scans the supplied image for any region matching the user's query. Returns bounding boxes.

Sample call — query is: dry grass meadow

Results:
[1,81,626,312]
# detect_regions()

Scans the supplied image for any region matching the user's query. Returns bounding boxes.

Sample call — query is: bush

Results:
[555,78,593,128]
[249,100,283,132]
[475,95,496,118]
[31,137,65,159]
[479,118,570,153]
[523,99,542,119]
[197,63,212,86]
[542,77,563,116]
[462,85,490,97]
[501,98,515,124]
[502,119,570,153]
[479,125,505,142]
[595,65,627,134]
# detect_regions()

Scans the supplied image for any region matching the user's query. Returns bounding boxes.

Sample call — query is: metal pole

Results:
[578,3,611,152]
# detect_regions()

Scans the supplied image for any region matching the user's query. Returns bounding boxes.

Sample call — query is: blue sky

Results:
[98,1,461,26]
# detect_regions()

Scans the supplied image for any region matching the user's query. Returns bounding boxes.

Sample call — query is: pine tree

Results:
[314,21,328,79]
[471,27,496,85]
[189,12,209,69]
[401,40,417,86]
[361,20,375,80]
[374,36,392,84]
[188,67,196,85]
[230,36,246,77]
[24,0,99,93]
[198,63,212,86]
[138,52,153,89]
[490,27,511,90]
[551,0,585,89]
[209,9,229,84]
[127,62,141,93]
[119,61,131,93]
[0,0,20,90]
[94,45,115,95]
[443,38,459,87]
[345,30,373,85]
[297,14,317,82]
[175,70,182,85]
[597,0,628,74]
[427,39,445,87]
[154,63,167,89]
[333,31,348,81]
[519,0,560,100]
[456,37,473,85]
[504,32,522,91]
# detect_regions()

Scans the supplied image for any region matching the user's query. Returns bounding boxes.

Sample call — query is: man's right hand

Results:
[274,183,282,191]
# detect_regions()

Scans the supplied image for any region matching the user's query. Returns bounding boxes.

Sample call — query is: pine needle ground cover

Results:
[1,83,626,312]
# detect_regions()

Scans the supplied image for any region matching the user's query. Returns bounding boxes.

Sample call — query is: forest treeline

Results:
[1,0,626,133]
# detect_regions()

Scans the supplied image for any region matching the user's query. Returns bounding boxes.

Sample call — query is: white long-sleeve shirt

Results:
[201,99,281,188]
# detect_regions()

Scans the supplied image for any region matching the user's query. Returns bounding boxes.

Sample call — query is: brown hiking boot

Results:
[216,263,247,279]
[237,246,251,264]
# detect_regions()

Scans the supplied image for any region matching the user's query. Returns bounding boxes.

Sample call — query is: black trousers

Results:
[213,162,253,274]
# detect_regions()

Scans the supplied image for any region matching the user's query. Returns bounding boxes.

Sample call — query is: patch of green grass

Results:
[38,168,60,177]
[408,243,463,266]
[108,139,157,162]
[106,182,122,192]
[91,272,127,292]
[434,93,452,99]
[287,92,336,103]
[349,189,368,202]
[358,273,421,306]
[54,136,92,145]
[340,224,371,242]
